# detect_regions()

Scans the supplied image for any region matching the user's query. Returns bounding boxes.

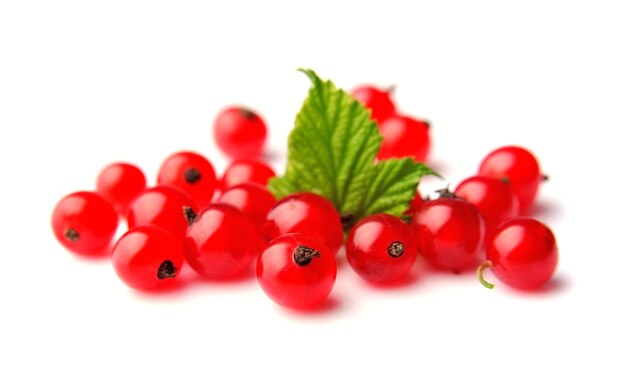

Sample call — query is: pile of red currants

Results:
[51,84,559,310]
[352,85,558,291]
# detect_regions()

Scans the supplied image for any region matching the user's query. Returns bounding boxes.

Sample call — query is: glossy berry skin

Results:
[412,195,484,272]
[351,85,396,123]
[213,106,267,158]
[157,151,217,209]
[216,183,276,232]
[112,225,184,290]
[51,191,118,255]
[221,158,276,190]
[346,214,418,283]
[377,115,431,162]
[484,218,558,289]
[478,146,542,212]
[125,186,196,237]
[257,233,336,309]
[264,192,343,255]
[96,162,146,214]
[185,204,263,279]
[455,176,519,232]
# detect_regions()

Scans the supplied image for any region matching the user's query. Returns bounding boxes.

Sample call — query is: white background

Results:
[1,1,625,378]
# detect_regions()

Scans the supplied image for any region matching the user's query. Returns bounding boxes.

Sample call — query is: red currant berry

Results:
[478,146,543,212]
[112,225,185,290]
[213,106,267,158]
[157,151,217,209]
[405,189,424,216]
[411,189,484,272]
[455,176,519,232]
[184,204,263,279]
[377,115,431,162]
[346,214,418,283]
[257,233,336,309]
[125,186,196,237]
[221,158,276,190]
[51,191,118,255]
[216,183,276,232]
[264,192,343,255]
[478,217,558,290]
[96,162,146,214]
[351,85,396,123]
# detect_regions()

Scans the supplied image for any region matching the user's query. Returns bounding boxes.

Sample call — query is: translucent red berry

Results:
[346,214,418,283]
[478,217,558,290]
[257,233,337,309]
[216,183,276,232]
[264,192,343,254]
[351,85,396,123]
[125,186,196,237]
[220,158,276,190]
[184,204,263,279]
[112,225,185,290]
[51,191,119,255]
[377,115,431,162]
[96,162,146,214]
[411,189,484,272]
[478,146,543,213]
[405,189,424,216]
[213,106,267,158]
[455,176,519,232]
[157,151,217,209]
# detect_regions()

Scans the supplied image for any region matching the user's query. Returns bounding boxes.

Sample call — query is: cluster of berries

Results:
[353,85,558,291]
[51,84,559,311]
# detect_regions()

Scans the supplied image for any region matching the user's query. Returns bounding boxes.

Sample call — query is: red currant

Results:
[411,189,484,272]
[478,217,558,290]
[112,225,185,290]
[264,192,343,254]
[96,162,146,214]
[257,233,336,309]
[351,85,396,123]
[221,158,276,190]
[216,183,276,232]
[478,146,543,212]
[213,106,267,158]
[125,186,196,237]
[377,115,431,162]
[51,191,118,255]
[184,204,263,279]
[157,151,217,209]
[346,214,418,283]
[455,176,519,232]
[405,189,424,216]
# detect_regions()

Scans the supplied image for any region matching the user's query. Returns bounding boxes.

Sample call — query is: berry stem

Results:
[157,260,177,280]
[436,187,459,199]
[238,108,255,119]
[387,241,404,258]
[293,245,321,266]
[64,228,80,242]
[184,167,202,184]
[183,206,197,226]
[541,174,550,182]
[477,260,495,289]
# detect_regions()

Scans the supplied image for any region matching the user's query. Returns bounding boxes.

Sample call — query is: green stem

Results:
[477,261,495,289]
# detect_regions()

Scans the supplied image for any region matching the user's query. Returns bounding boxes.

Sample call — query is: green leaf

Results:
[359,159,437,219]
[268,69,437,229]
